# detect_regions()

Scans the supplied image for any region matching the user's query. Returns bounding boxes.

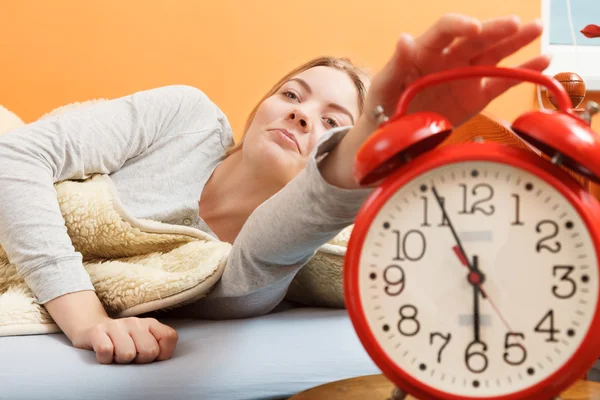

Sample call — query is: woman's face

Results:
[242,66,360,185]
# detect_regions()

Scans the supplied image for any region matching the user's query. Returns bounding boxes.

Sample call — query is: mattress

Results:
[0,307,380,400]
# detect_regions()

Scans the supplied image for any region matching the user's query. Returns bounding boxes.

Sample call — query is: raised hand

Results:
[319,14,549,191]
[364,14,550,129]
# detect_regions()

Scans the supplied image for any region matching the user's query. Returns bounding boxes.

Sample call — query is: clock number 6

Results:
[465,340,488,374]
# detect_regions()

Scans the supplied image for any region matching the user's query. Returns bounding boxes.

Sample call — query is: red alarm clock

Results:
[344,66,600,400]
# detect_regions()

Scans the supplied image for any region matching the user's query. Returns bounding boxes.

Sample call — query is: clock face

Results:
[357,160,599,398]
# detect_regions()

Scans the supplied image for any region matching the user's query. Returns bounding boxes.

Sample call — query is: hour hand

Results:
[471,255,482,342]
[453,245,469,267]
[468,254,486,292]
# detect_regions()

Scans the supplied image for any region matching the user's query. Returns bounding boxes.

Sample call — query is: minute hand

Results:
[431,186,474,272]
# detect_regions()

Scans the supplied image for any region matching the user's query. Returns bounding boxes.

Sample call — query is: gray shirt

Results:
[0,85,372,319]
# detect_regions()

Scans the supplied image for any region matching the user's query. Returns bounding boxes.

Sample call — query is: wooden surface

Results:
[441,113,535,152]
[288,374,600,400]
[444,112,594,194]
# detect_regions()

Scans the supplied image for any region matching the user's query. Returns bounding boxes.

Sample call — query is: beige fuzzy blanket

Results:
[0,103,351,337]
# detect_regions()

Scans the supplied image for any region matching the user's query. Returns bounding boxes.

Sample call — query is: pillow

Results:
[284,225,353,309]
[38,98,108,120]
[0,105,25,134]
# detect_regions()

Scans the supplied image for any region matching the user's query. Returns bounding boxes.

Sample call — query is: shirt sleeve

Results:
[0,85,217,304]
[191,126,374,319]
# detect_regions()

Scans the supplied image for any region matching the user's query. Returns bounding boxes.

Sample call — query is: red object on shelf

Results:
[581,24,600,38]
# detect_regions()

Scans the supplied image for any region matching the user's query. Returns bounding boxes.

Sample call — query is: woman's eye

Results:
[283,90,299,101]
[324,117,339,128]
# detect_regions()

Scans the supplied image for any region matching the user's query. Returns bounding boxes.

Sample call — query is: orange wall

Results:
[1,0,599,137]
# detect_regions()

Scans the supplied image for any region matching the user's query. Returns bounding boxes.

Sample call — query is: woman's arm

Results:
[187,15,549,320]
[0,85,212,362]
[185,126,373,319]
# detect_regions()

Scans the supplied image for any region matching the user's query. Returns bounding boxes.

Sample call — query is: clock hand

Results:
[431,187,473,272]
[431,187,517,334]
[455,248,514,334]
[479,285,514,334]
[452,245,469,268]
[471,255,481,343]
[431,186,487,298]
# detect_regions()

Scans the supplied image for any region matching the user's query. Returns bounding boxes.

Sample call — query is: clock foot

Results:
[389,386,407,400]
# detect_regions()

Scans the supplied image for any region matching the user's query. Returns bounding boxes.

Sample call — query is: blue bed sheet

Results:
[0,307,380,400]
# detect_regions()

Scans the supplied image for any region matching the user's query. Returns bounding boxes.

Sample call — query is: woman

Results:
[0,14,548,365]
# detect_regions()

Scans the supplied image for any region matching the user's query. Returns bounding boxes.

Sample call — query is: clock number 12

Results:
[459,183,495,216]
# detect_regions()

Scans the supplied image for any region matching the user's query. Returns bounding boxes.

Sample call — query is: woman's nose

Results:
[289,111,310,132]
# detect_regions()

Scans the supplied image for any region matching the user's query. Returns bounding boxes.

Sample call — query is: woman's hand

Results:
[319,14,550,190]
[364,14,550,128]
[44,289,178,365]
[71,316,179,364]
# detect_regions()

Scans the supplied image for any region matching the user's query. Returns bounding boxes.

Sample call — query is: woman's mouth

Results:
[270,129,301,154]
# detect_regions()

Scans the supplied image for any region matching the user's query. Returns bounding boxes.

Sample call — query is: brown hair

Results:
[225,56,370,157]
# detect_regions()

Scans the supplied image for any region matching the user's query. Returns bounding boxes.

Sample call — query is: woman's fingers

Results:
[364,13,548,128]
[366,33,417,116]
[470,20,544,66]
[415,13,481,53]
[148,319,179,361]
[481,55,552,102]
[388,33,417,72]
[382,33,418,88]
[105,324,137,364]
[130,328,161,364]
[71,317,178,365]
[445,16,521,62]
[89,327,115,364]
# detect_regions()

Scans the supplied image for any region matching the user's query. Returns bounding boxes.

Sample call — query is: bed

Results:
[0,305,380,400]
[1,106,599,399]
